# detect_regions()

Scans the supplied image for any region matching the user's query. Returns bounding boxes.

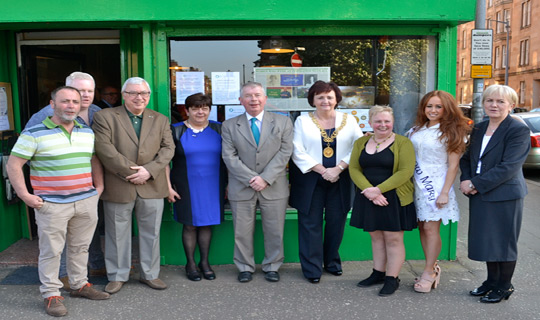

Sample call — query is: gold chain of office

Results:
[309,112,347,158]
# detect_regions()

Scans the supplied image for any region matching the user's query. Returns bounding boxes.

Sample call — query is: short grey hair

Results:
[121,77,151,93]
[65,72,95,86]
[482,84,518,106]
[369,105,394,121]
[240,81,264,96]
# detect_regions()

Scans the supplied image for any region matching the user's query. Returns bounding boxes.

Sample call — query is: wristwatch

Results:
[468,182,475,189]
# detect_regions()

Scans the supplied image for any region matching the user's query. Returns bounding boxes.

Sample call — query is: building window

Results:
[522,0,531,28]
[520,39,530,66]
[504,9,511,26]
[488,0,493,8]
[495,46,500,69]
[502,45,507,68]
[461,58,466,77]
[462,29,467,49]
[460,87,464,104]
[496,11,503,33]
[520,81,526,104]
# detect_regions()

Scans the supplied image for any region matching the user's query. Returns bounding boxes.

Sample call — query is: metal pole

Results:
[472,0,486,124]
[505,21,510,85]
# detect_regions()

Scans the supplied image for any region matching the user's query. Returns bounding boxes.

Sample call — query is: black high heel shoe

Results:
[185,265,202,281]
[198,263,216,280]
[480,285,514,303]
[470,282,494,296]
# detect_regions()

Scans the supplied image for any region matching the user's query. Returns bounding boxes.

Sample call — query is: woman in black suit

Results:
[460,85,530,303]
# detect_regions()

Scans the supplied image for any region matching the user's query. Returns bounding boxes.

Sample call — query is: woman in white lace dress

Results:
[409,91,470,293]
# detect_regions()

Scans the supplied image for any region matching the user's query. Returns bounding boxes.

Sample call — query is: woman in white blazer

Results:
[290,81,363,283]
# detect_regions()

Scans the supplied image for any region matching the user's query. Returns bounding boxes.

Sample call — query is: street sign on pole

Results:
[471,65,492,78]
[471,29,493,65]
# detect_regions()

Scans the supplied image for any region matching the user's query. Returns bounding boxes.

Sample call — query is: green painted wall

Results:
[1,1,475,24]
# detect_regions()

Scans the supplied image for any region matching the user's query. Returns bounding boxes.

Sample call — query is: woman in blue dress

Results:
[166,93,225,281]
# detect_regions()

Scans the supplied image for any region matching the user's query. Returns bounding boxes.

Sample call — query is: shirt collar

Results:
[43,117,83,129]
[246,110,264,122]
[125,107,143,119]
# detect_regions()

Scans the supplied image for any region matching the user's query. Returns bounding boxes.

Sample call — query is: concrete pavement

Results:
[1,180,540,320]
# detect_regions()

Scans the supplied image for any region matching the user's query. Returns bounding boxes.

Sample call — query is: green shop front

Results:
[0,1,475,264]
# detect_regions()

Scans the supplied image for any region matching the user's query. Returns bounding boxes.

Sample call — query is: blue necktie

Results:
[250,118,260,145]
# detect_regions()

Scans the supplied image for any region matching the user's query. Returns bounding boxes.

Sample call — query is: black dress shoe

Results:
[198,263,216,280]
[470,282,494,296]
[186,269,202,281]
[308,278,320,284]
[264,271,280,282]
[324,268,343,276]
[480,285,514,303]
[238,271,253,283]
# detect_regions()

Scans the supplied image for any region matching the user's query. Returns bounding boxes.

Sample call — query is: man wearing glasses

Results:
[92,77,174,294]
[96,86,120,108]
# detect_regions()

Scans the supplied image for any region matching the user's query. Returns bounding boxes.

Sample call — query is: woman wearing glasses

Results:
[166,93,225,281]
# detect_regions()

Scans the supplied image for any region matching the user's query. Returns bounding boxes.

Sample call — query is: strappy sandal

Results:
[414,265,441,293]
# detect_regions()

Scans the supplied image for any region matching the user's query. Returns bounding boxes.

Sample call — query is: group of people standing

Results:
[6,75,530,317]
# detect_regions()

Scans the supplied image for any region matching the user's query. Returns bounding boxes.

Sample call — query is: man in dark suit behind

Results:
[222,82,293,283]
[92,77,174,294]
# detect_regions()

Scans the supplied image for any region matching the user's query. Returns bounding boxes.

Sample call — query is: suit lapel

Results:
[237,113,258,148]
[481,115,512,158]
[117,107,139,145]
[139,109,156,146]
[258,112,275,149]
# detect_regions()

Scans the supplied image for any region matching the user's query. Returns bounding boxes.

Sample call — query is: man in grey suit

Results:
[92,77,174,294]
[222,82,293,283]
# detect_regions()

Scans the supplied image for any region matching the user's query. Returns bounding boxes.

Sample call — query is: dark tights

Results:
[183,225,213,272]
[486,261,517,290]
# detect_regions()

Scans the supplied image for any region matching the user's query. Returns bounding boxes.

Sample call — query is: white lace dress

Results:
[410,124,459,224]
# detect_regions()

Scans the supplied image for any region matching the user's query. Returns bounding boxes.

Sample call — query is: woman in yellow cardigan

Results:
[349,106,416,296]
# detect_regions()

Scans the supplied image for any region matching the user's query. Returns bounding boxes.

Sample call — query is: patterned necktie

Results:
[250,117,260,145]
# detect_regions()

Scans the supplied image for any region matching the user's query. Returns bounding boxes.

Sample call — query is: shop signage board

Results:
[254,67,330,111]
[471,65,492,78]
[471,29,493,65]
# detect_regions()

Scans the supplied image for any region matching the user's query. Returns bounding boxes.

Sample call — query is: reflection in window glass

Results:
[169,36,436,134]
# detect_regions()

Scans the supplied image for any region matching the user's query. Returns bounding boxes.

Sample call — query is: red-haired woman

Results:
[408,90,470,293]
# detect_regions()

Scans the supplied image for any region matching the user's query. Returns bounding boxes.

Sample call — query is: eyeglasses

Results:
[124,91,150,98]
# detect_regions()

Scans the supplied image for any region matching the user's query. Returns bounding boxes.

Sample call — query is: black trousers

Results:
[297,177,347,278]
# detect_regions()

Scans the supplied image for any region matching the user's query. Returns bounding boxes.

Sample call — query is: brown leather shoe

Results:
[139,278,168,290]
[104,281,125,294]
[70,283,110,300]
[59,276,70,291]
[44,296,67,317]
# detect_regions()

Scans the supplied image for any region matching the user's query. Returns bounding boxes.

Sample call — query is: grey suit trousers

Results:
[230,193,287,273]
[104,197,163,281]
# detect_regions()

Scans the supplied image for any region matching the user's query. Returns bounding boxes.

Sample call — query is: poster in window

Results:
[338,86,376,109]
[176,72,205,104]
[254,67,330,111]
[211,72,240,105]
[0,82,14,132]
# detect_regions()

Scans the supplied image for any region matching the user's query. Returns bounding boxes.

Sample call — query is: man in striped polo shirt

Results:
[7,86,110,317]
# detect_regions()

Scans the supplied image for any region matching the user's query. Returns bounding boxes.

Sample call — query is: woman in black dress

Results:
[460,85,530,303]
[349,106,417,296]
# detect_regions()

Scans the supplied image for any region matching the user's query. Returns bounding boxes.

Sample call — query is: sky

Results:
[170,40,260,83]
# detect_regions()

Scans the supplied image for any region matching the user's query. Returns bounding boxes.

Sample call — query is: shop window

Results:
[521,1,532,28]
[169,36,436,134]
[519,39,530,66]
